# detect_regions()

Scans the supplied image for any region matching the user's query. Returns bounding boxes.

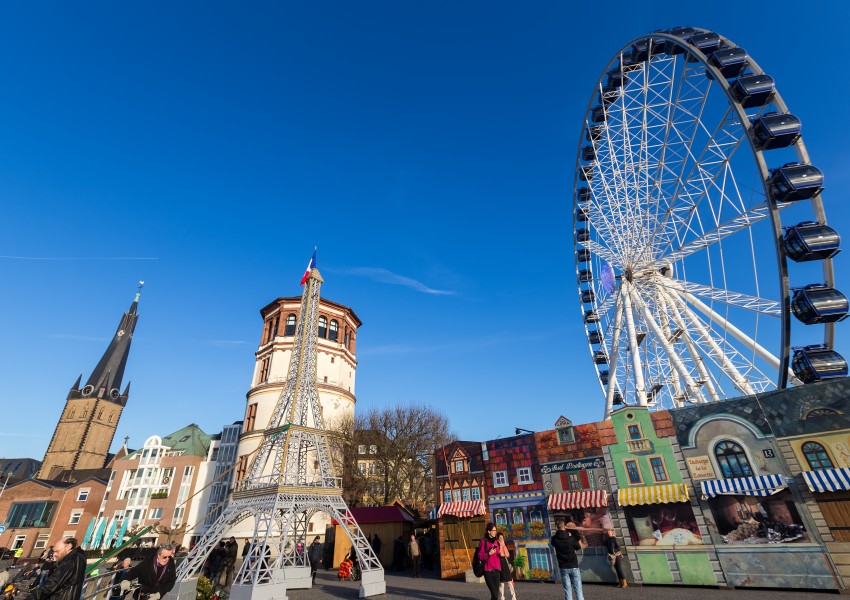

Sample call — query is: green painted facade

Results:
[608,407,680,487]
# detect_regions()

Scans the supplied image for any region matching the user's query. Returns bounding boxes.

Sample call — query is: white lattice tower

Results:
[170,269,385,600]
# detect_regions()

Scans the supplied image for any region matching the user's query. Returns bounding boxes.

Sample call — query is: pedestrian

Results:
[22,537,86,600]
[476,523,502,600]
[551,519,586,600]
[118,544,176,600]
[307,537,323,584]
[207,542,227,588]
[108,558,132,600]
[605,529,627,588]
[391,536,405,571]
[420,532,434,571]
[496,532,517,600]
[11,549,23,567]
[224,537,238,587]
[371,534,382,562]
[0,568,10,591]
[407,534,421,578]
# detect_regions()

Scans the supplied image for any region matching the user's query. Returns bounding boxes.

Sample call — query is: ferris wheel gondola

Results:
[574,27,847,418]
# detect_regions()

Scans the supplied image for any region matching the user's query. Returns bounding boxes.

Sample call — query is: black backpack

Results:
[472,549,485,578]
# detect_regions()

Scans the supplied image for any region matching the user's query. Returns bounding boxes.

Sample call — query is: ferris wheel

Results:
[574,27,848,418]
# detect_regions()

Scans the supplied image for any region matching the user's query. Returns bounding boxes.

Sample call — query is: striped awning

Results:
[428,507,439,520]
[803,468,850,493]
[700,474,787,499]
[438,500,486,518]
[617,483,689,506]
[548,490,608,510]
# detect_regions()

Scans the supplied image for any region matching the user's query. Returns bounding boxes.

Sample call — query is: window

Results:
[452,489,462,502]
[454,460,464,473]
[358,462,367,475]
[527,548,551,572]
[511,507,524,525]
[567,472,582,491]
[714,440,753,477]
[34,535,49,550]
[529,507,544,523]
[625,459,641,484]
[517,467,533,485]
[443,489,452,504]
[284,314,296,336]
[802,441,834,469]
[471,487,481,501]
[235,455,248,481]
[68,510,84,525]
[557,427,575,444]
[358,445,367,455]
[806,407,839,419]
[259,357,271,383]
[495,509,507,526]
[627,424,642,440]
[77,488,90,502]
[318,316,327,339]
[369,445,377,455]
[245,404,257,432]
[7,502,57,528]
[461,488,471,501]
[329,320,339,342]
[369,463,378,475]
[149,508,163,519]
[494,470,508,488]
[649,456,668,482]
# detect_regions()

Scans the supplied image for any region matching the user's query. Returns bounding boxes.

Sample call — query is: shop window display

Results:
[550,506,613,546]
[624,503,704,546]
[708,490,807,544]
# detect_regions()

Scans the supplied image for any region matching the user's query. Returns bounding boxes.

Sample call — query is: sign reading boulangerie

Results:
[686,456,717,480]
[540,457,605,474]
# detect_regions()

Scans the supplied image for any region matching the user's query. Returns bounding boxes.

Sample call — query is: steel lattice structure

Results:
[575,28,842,418]
[171,268,385,600]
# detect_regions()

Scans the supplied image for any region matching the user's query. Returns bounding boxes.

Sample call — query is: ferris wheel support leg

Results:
[628,284,705,405]
[679,290,802,386]
[621,280,647,405]
[658,291,717,402]
[661,287,754,396]
[604,292,626,417]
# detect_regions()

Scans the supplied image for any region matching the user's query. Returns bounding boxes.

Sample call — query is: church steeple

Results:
[38,288,142,480]
[78,291,140,405]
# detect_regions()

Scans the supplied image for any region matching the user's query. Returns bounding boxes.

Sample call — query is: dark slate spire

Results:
[81,290,140,404]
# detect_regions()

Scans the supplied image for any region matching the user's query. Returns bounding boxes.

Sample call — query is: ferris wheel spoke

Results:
[621,280,647,402]
[581,239,621,267]
[662,278,781,316]
[603,291,625,417]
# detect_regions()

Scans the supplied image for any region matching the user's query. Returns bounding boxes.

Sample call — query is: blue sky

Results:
[2,1,849,459]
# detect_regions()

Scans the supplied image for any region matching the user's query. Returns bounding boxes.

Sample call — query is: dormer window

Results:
[557,427,574,444]
[454,460,464,473]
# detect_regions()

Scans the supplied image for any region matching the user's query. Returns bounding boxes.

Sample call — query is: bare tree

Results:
[326,412,370,507]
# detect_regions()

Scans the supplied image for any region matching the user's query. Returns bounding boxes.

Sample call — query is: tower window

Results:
[329,320,339,342]
[272,316,279,339]
[318,316,328,339]
[802,441,833,469]
[245,404,257,433]
[236,455,248,481]
[285,315,296,336]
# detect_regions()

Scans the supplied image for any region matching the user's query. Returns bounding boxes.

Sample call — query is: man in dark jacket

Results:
[550,520,586,600]
[307,537,323,583]
[24,537,86,600]
[119,545,177,600]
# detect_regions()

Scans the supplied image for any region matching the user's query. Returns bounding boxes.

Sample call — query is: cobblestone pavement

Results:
[289,569,840,600]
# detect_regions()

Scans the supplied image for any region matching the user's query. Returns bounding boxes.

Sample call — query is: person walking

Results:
[119,544,177,600]
[207,542,227,588]
[496,532,517,600]
[307,537,323,583]
[605,529,627,588]
[11,548,23,567]
[224,537,239,587]
[370,534,382,564]
[551,519,586,600]
[407,535,421,578]
[477,524,502,600]
[22,537,86,600]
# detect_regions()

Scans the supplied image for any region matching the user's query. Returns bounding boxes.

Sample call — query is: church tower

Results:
[37,291,140,480]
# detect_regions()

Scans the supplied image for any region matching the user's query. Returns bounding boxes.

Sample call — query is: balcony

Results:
[626,438,653,454]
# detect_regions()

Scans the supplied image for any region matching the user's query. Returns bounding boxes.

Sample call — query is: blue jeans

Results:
[559,567,584,600]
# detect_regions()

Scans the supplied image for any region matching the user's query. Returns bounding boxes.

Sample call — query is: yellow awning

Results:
[617,483,689,506]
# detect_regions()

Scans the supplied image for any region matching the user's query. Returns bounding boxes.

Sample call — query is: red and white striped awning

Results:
[547,490,608,510]
[437,500,486,518]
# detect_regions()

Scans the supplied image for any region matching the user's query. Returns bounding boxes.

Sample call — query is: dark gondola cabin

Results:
[577,228,591,242]
[783,222,841,262]
[792,345,848,383]
[612,391,625,405]
[585,310,600,323]
[731,74,775,108]
[606,70,627,88]
[577,248,591,262]
[579,165,595,182]
[588,330,603,344]
[577,187,592,203]
[709,47,748,79]
[630,38,662,63]
[577,207,589,223]
[591,106,606,123]
[791,285,849,325]
[578,269,593,282]
[593,350,609,365]
[587,124,605,141]
[689,31,722,56]
[599,370,610,385]
[665,27,696,54]
[769,163,824,202]
[582,290,596,304]
[581,145,597,161]
[752,113,801,150]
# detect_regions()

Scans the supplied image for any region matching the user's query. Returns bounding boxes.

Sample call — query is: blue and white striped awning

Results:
[699,474,787,499]
[428,507,439,520]
[803,468,850,493]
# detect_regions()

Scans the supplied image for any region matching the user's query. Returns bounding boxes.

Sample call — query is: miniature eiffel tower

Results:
[172,268,385,600]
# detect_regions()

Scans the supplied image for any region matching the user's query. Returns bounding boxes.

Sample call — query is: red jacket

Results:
[476,536,501,571]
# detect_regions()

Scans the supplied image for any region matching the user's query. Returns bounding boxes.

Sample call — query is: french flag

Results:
[300,249,317,285]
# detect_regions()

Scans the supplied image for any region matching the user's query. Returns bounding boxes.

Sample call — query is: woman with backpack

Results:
[476,523,502,600]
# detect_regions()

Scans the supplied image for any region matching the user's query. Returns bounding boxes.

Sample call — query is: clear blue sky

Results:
[2,1,849,459]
